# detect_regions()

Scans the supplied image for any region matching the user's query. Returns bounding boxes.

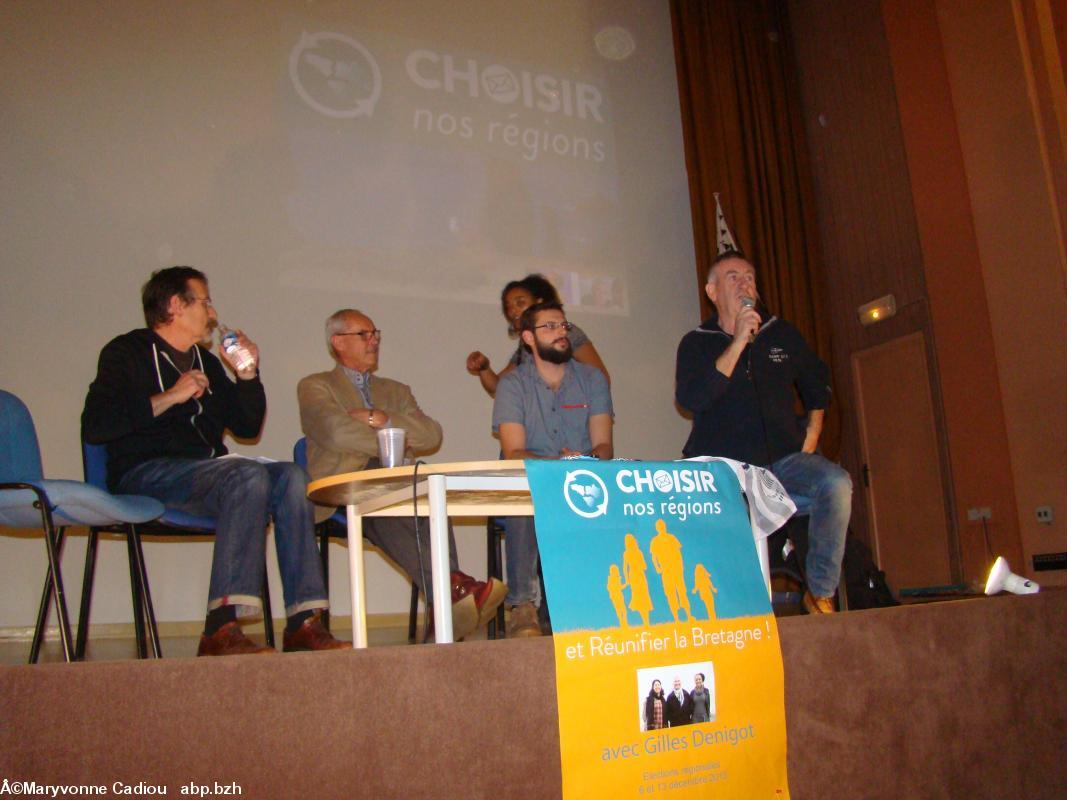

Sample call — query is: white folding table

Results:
[307,459,773,648]
[307,460,532,647]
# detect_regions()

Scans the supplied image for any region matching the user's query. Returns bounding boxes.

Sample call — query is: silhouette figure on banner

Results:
[622,533,653,626]
[606,564,630,627]
[692,563,719,621]
[650,519,691,622]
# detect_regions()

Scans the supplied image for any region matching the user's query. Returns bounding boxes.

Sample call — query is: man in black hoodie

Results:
[675,251,851,614]
[83,266,347,655]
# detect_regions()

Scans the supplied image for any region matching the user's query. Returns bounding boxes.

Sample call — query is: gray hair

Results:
[325,308,365,359]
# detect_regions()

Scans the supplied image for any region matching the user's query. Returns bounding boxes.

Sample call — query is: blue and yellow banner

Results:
[527,459,789,799]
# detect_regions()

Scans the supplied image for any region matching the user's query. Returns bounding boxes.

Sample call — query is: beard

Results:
[536,337,573,364]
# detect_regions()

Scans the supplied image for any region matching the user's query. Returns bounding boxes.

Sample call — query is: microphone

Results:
[740,296,758,342]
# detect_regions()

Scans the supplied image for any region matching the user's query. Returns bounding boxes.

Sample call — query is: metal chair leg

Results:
[75,529,99,660]
[44,520,74,662]
[486,520,505,644]
[33,509,73,663]
[485,520,496,640]
[486,519,506,639]
[835,570,849,612]
[29,574,51,663]
[127,524,161,658]
[123,531,149,658]
[261,573,275,649]
[31,527,66,663]
[407,583,419,643]
[495,522,505,636]
[318,524,331,632]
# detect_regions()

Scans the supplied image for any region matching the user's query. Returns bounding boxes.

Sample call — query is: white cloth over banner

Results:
[681,456,795,595]
[680,456,796,539]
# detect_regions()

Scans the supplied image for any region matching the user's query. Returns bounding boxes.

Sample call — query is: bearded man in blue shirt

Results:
[492,301,614,637]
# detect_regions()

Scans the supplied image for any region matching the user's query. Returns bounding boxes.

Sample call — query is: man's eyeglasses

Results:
[533,321,574,332]
[335,329,382,341]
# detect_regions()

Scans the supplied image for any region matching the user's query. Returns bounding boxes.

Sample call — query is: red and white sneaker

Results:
[451,571,508,638]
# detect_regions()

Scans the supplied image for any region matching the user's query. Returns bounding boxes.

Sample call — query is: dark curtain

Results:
[671,0,839,455]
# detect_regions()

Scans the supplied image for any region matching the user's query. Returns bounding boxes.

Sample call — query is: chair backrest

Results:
[82,442,110,490]
[293,437,308,469]
[81,440,216,531]
[293,436,346,528]
[0,390,44,482]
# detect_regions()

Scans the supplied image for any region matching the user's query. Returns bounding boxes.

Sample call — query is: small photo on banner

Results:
[637,662,716,731]
[526,459,789,799]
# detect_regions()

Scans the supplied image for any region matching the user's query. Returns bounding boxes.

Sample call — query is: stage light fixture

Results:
[984,556,1040,595]
[857,294,897,326]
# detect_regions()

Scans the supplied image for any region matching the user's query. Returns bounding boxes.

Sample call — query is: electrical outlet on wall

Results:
[966,507,992,522]
[1036,506,1054,524]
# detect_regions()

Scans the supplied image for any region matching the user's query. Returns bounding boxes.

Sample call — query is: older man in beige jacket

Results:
[298,308,505,640]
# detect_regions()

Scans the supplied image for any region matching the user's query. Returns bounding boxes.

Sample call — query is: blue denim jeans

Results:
[118,457,328,617]
[770,452,852,598]
[503,516,540,607]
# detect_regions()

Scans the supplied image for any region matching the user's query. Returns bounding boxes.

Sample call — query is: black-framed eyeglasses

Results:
[334,329,382,341]
[533,321,574,332]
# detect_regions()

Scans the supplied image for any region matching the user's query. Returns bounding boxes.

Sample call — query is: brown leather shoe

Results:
[803,591,837,615]
[197,621,275,656]
[283,612,350,652]
[507,602,542,638]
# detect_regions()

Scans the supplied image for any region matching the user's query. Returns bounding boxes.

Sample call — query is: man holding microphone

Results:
[674,251,851,614]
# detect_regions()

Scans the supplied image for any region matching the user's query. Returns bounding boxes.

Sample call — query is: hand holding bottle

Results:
[218,325,258,377]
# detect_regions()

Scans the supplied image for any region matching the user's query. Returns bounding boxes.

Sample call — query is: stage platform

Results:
[2,590,1065,799]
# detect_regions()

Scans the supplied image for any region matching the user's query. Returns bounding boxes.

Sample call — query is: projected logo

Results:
[289,31,381,119]
[563,469,609,519]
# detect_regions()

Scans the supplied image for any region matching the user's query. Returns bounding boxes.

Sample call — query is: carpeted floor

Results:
[2,591,1066,799]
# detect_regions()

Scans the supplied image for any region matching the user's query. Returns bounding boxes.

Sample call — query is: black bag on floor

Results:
[841,535,899,609]
[768,519,899,610]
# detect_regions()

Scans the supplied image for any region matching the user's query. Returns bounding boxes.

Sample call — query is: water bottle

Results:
[218,325,257,372]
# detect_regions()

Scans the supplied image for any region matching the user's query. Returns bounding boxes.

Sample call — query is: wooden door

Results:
[852,331,954,590]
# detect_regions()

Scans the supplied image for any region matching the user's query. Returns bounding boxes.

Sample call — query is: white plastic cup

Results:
[376,427,406,468]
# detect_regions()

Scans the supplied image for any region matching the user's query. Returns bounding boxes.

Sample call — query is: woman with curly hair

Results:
[465,273,609,396]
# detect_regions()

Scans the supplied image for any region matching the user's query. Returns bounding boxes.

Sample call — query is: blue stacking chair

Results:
[80,443,278,657]
[0,390,164,663]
